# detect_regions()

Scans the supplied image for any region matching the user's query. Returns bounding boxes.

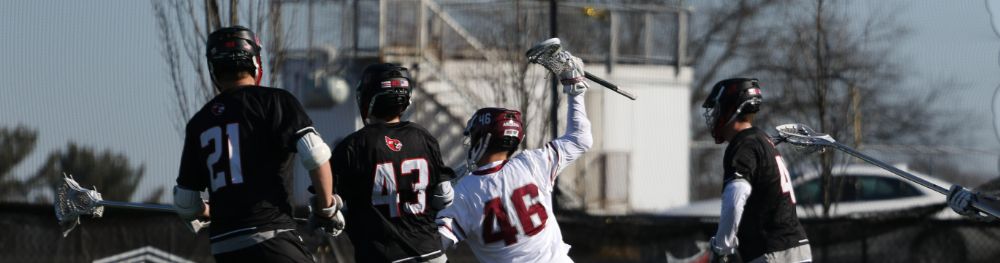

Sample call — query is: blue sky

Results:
[1,1,178,201]
[2,0,1000,202]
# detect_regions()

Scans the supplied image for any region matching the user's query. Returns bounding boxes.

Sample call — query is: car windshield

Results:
[794,174,923,205]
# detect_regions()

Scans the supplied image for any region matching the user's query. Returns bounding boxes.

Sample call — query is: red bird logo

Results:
[385,136,403,152]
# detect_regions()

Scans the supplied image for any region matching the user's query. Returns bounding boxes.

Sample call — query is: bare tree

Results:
[466,1,551,149]
[152,0,291,135]
[687,0,795,201]
[688,0,953,216]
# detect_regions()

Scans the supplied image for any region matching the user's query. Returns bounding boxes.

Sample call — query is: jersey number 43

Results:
[372,158,430,217]
[481,183,548,246]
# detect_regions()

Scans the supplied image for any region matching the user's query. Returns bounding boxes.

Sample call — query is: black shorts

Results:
[213,230,314,263]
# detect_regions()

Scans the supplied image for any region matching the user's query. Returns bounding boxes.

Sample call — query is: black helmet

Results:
[206,26,263,87]
[356,63,413,124]
[702,78,763,143]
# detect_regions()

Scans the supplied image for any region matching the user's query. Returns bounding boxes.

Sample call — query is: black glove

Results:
[948,185,978,216]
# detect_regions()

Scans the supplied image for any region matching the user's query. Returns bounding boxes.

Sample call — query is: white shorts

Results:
[748,244,812,263]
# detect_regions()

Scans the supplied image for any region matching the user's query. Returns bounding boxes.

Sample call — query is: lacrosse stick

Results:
[526,38,637,100]
[56,175,315,237]
[774,123,1000,218]
[55,174,181,236]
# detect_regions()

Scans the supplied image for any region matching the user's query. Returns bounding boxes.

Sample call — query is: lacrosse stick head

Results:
[774,123,836,154]
[55,174,104,237]
[526,38,571,74]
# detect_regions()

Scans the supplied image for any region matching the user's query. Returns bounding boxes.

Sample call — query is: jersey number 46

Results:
[482,183,548,246]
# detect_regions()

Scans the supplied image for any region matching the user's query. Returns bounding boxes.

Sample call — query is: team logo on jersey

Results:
[384,136,403,152]
[211,103,226,116]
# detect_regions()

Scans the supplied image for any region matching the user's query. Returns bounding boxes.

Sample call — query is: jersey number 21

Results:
[201,123,244,192]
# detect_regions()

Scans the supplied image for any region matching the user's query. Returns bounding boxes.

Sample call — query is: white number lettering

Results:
[775,156,796,204]
[200,124,244,192]
[226,123,244,185]
[372,162,399,217]
[401,159,429,215]
[371,159,430,217]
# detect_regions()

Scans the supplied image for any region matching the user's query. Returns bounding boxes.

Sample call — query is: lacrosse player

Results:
[173,26,343,263]
[330,63,456,263]
[435,52,592,263]
[702,78,812,263]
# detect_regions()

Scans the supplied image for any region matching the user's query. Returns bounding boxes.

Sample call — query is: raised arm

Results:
[544,53,593,177]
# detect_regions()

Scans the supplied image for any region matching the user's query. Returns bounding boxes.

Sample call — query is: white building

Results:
[280,1,693,215]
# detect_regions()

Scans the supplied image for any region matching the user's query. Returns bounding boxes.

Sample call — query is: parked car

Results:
[661,164,995,263]
[662,164,959,219]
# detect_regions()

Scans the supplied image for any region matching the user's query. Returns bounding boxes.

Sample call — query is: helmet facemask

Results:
[702,78,763,144]
[463,108,523,172]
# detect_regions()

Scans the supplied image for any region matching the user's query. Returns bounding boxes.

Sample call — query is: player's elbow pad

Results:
[297,131,331,171]
[430,182,454,210]
[173,186,204,220]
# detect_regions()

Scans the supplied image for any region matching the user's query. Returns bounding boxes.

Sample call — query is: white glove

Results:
[709,236,738,263]
[430,182,454,211]
[709,236,738,255]
[556,51,589,95]
[948,185,978,216]
[185,218,211,234]
[310,194,346,237]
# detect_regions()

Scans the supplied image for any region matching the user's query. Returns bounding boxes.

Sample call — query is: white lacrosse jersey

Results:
[438,94,591,263]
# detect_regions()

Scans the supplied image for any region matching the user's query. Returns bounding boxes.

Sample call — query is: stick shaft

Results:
[782,124,1000,218]
[825,141,1000,217]
[973,200,1000,218]
[583,72,637,100]
[828,142,948,194]
[98,200,176,213]
[98,200,315,222]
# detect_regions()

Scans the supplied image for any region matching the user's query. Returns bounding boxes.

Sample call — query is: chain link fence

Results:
[6,202,997,263]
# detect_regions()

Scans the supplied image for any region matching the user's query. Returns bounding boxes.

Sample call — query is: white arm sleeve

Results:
[542,93,593,182]
[297,129,331,171]
[173,186,204,220]
[713,179,752,255]
[436,192,466,250]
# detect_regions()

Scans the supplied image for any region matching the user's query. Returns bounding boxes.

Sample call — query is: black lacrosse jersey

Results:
[331,121,456,263]
[176,86,313,239]
[722,127,809,260]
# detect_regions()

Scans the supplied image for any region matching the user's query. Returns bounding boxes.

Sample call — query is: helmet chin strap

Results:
[466,133,491,172]
[714,100,755,142]
[253,56,263,85]
[362,90,409,125]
